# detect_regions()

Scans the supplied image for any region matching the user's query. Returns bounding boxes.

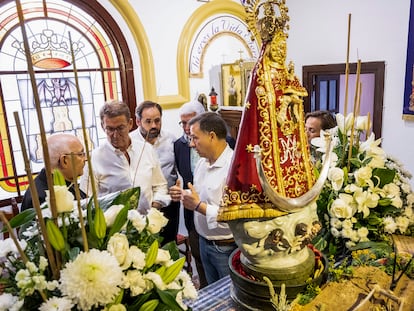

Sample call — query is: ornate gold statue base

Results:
[229,248,327,311]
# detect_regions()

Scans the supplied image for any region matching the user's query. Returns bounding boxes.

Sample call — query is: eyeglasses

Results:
[179,121,189,128]
[104,124,128,134]
[63,152,86,158]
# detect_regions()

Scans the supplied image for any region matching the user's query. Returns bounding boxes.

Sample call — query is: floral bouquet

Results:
[311,113,414,260]
[0,171,197,311]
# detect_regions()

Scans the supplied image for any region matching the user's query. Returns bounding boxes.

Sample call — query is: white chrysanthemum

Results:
[145,271,166,290]
[345,240,356,249]
[330,227,340,238]
[123,270,150,296]
[175,291,188,311]
[395,216,410,234]
[128,246,146,270]
[341,218,354,230]
[177,270,198,300]
[357,227,369,242]
[39,256,48,271]
[59,249,123,311]
[39,297,74,311]
[0,238,27,257]
[407,193,414,208]
[341,227,353,239]
[404,206,413,219]
[0,293,22,311]
[401,182,411,194]
[383,216,397,234]
[46,280,59,291]
[330,217,342,229]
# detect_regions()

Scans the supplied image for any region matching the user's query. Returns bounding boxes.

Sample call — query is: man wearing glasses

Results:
[21,133,87,211]
[80,100,170,213]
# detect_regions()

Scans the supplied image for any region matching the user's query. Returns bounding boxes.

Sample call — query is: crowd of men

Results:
[22,97,334,288]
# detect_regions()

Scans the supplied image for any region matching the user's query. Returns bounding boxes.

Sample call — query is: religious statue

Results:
[217,0,331,306]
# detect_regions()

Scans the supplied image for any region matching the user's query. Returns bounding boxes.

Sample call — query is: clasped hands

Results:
[169,179,200,211]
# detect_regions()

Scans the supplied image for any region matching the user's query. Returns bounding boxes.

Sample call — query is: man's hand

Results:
[182,182,200,211]
[169,179,182,202]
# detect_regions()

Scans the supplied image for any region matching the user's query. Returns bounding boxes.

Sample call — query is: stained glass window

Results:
[0,0,135,203]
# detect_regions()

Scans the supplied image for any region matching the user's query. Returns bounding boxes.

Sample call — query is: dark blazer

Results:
[173,134,236,231]
[21,168,87,211]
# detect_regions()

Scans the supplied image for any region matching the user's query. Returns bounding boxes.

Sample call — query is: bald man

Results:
[21,133,87,211]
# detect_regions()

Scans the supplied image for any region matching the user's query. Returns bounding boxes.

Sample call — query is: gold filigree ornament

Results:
[243,0,290,42]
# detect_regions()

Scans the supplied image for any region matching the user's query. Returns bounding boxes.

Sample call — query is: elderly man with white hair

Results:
[21,133,87,211]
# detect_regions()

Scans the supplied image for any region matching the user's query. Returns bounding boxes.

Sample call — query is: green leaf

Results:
[67,247,80,261]
[372,168,396,188]
[128,292,153,311]
[156,289,183,311]
[2,209,36,232]
[162,241,180,261]
[112,187,140,209]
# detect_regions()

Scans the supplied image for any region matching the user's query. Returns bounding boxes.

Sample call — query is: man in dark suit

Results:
[21,133,87,211]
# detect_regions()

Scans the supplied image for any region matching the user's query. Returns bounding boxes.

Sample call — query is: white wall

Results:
[287,0,414,185]
[102,0,414,185]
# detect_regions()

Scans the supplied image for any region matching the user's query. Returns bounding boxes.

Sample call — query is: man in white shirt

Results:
[170,112,236,284]
[130,100,179,244]
[80,100,170,213]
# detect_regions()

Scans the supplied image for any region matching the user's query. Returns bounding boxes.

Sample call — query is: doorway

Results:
[302,62,385,138]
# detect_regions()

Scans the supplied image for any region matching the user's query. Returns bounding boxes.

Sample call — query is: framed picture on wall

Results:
[221,62,242,106]
[220,61,256,107]
[403,0,414,120]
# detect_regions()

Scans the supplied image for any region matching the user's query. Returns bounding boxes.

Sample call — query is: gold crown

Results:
[242,0,290,42]
[12,29,83,69]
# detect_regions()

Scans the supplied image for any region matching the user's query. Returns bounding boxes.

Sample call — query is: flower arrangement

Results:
[311,113,414,259]
[0,171,197,311]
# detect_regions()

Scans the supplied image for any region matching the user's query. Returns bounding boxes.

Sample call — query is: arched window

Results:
[0,0,135,205]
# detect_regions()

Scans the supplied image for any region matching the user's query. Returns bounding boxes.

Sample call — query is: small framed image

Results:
[221,62,242,106]
[220,61,256,107]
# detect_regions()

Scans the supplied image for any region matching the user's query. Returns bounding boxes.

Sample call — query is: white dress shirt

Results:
[130,129,178,187]
[80,139,170,213]
[193,145,234,240]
